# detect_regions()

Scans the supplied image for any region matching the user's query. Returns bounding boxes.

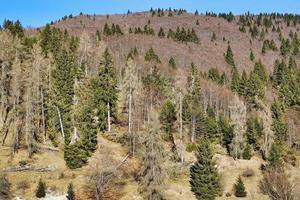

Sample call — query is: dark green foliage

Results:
[238,70,248,96]
[145,47,161,63]
[103,23,123,36]
[225,45,235,66]
[231,67,240,93]
[208,68,220,83]
[262,40,277,54]
[273,58,300,107]
[48,49,76,145]
[131,25,155,35]
[249,24,259,38]
[254,60,268,83]
[271,100,287,142]
[140,127,165,200]
[219,115,234,153]
[239,25,246,32]
[219,12,235,22]
[190,138,221,200]
[96,30,101,41]
[142,66,169,106]
[127,47,138,60]
[3,19,24,38]
[64,143,89,169]
[159,100,176,135]
[0,174,10,197]
[280,38,291,57]
[36,179,46,198]
[167,27,199,43]
[267,141,283,169]
[242,144,252,160]
[168,56,176,69]
[183,64,206,140]
[246,117,263,150]
[247,70,265,99]
[208,68,227,85]
[204,108,220,139]
[158,27,165,38]
[67,183,75,200]
[250,50,255,61]
[91,48,118,131]
[234,176,247,197]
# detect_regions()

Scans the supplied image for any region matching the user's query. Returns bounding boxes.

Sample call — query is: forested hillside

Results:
[0,9,300,200]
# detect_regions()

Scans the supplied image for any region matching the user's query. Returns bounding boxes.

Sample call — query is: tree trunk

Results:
[179,93,184,163]
[107,102,111,132]
[56,106,65,140]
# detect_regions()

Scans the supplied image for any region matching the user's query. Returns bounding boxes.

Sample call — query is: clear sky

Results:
[1,0,300,28]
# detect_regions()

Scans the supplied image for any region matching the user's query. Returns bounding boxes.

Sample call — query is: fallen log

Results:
[2,164,57,172]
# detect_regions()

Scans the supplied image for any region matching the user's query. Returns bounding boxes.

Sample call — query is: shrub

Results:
[36,179,46,198]
[260,170,294,200]
[186,143,197,152]
[67,183,75,200]
[242,168,255,177]
[234,176,247,197]
[0,174,10,197]
[242,144,252,160]
[16,180,30,190]
[19,160,28,167]
[225,192,232,197]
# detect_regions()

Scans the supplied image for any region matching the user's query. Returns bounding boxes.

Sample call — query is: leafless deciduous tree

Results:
[260,170,294,200]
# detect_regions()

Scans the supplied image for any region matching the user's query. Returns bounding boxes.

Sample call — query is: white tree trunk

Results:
[179,93,184,164]
[56,106,65,140]
[107,102,111,132]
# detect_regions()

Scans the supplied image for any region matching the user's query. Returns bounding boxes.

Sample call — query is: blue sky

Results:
[1,0,300,27]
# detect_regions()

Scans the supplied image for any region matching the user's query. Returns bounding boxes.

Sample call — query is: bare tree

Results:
[260,170,294,200]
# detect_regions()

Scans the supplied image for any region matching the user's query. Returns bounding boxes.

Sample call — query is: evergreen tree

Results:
[208,68,220,83]
[234,176,247,197]
[271,100,287,142]
[253,60,268,83]
[36,179,46,198]
[91,48,118,131]
[219,115,234,153]
[66,183,75,200]
[49,49,76,145]
[247,70,265,99]
[159,100,176,135]
[145,47,161,63]
[139,127,165,200]
[190,138,221,200]
[238,70,248,96]
[250,50,255,61]
[103,23,112,36]
[168,56,176,69]
[267,141,283,169]
[158,27,165,38]
[246,117,263,150]
[231,67,240,93]
[242,144,252,160]
[183,64,206,142]
[225,45,235,66]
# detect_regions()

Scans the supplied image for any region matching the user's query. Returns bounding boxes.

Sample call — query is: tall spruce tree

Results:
[139,127,165,200]
[190,138,221,200]
[90,48,118,131]
[225,45,235,66]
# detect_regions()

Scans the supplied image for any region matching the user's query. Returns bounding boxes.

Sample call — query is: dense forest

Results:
[0,8,300,200]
